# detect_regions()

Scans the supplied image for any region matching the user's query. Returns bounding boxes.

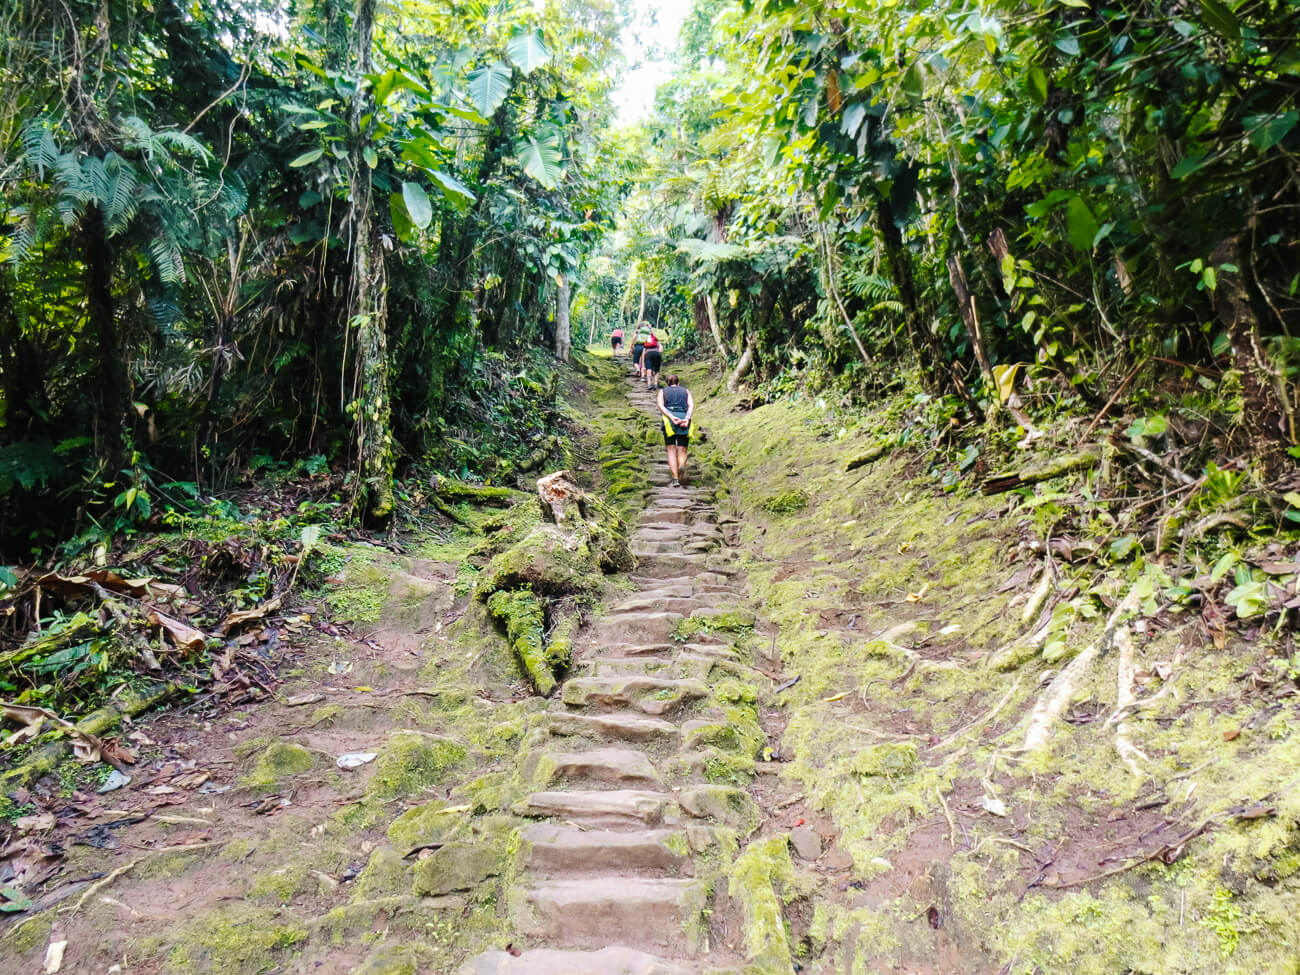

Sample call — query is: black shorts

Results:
[632,343,644,362]
[644,349,662,371]
[611,336,622,350]
[664,432,689,447]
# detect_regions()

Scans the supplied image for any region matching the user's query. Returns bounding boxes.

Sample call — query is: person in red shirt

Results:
[642,331,662,389]
[611,326,624,356]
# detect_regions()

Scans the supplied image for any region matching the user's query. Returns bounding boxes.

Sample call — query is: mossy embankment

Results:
[677,359,1300,974]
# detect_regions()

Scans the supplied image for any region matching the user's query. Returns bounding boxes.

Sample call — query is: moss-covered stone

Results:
[679,785,760,831]
[239,742,315,794]
[353,945,417,975]
[353,846,412,900]
[369,731,467,800]
[165,905,307,974]
[385,800,451,850]
[851,741,918,778]
[410,842,500,896]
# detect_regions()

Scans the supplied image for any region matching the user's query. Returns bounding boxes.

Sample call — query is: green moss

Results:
[761,489,810,514]
[353,945,417,975]
[249,862,313,904]
[239,742,316,794]
[353,846,412,900]
[368,731,467,800]
[673,608,756,641]
[486,588,554,695]
[0,912,53,955]
[410,842,501,896]
[728,836,800,971]
[851,741,918,778]
[385,800,450,850]
[165,905,307,975]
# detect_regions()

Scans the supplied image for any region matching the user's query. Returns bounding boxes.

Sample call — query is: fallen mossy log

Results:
[981,448,1100,494]
[431,477,519,507]
[845,443,888,472]
[0,680,186,791]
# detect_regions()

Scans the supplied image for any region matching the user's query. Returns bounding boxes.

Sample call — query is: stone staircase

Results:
[462,376,763,974]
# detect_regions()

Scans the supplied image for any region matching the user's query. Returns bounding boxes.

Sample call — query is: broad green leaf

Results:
[1054,33,1080,56]
[466,62,513,117]
[1170,153,1210,179]
[1065,195,1097,252]
[514,131,563,189]
[401,181,433,230]
[389,191,416,240]
[1026,66,1048,106]
[426,168,476,210]
[1246,111,1298,152]
[363,146,378,169]
[991,363,1024,405]
[506,29,552,76]
[1199,0,1240,39]
[901,61,924,98]
[288,148,325,167]
[840,102,867,138]
[0,566,17,590]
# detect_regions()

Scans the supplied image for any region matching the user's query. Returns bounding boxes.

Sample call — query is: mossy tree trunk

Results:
[554,274,571,361]
[344,0,394,521]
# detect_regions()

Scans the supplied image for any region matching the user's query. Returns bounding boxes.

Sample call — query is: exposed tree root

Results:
[1109,622,1149,776]
[1022,585,1141,752]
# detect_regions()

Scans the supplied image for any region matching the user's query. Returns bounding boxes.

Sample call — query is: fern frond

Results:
[20,120,60,176]
[149,235,186,284]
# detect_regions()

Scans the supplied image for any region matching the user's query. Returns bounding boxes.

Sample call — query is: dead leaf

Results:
[822,692,849,703]
[100,738,137,767]
[145,609,208,653]
[2,703,49,744]
[216,596,283,636]
[284,693,324,707]
[172,772,210,790]
[906,582,931,602]
[14,813,55,832]
[1223,728,1241,741]
[981,795,1009,817]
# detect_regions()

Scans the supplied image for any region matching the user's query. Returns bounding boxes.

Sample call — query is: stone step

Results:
[593,642,737,661]
[588,611,683,645]
[631,554,710,579]
[638,509,708,526]
[521,823,691,877]
[514,789,669,827]
[609,595,707,616]
[632,540,689,555]
[546,711,679,744]
[460,947,691,975]
[516,877,707,953]
[536,746,663,789]
[579,655,717,680]
[562,676,708,716]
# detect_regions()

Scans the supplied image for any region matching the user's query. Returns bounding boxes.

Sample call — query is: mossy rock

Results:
[386,800,451,851]
[679,785,760,831]
[728,836,799,969]
[477,524,604,599]
[411,842,501,896]
[851,741,918,778]
[354,945,417,975]
[239,742,316,794]
[369,732,467,800]
[165,905,307,975]
[353,846,412,901]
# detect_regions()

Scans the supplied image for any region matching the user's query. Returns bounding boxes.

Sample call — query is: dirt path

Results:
[463,373,767,972]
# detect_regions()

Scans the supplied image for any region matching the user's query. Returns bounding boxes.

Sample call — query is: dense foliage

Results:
[0,0,633,557]
[621,0,1300,466]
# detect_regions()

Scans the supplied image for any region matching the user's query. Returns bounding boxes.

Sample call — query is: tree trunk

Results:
[554,275,571,361]
[638,279,646,323]
[727,332,757,393]
[345,0,394,521]
[946,252,998,417]
[703,293,728,360]
[0,276,49,436]
[81,208,127,471]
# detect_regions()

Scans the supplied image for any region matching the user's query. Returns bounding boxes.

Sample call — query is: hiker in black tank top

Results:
[657,375,695,486]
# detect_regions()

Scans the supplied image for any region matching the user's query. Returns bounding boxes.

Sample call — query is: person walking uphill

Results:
[643,330,663,389]
[611,326,624,356]
[657,375,695,486]
[631,321,652,379]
